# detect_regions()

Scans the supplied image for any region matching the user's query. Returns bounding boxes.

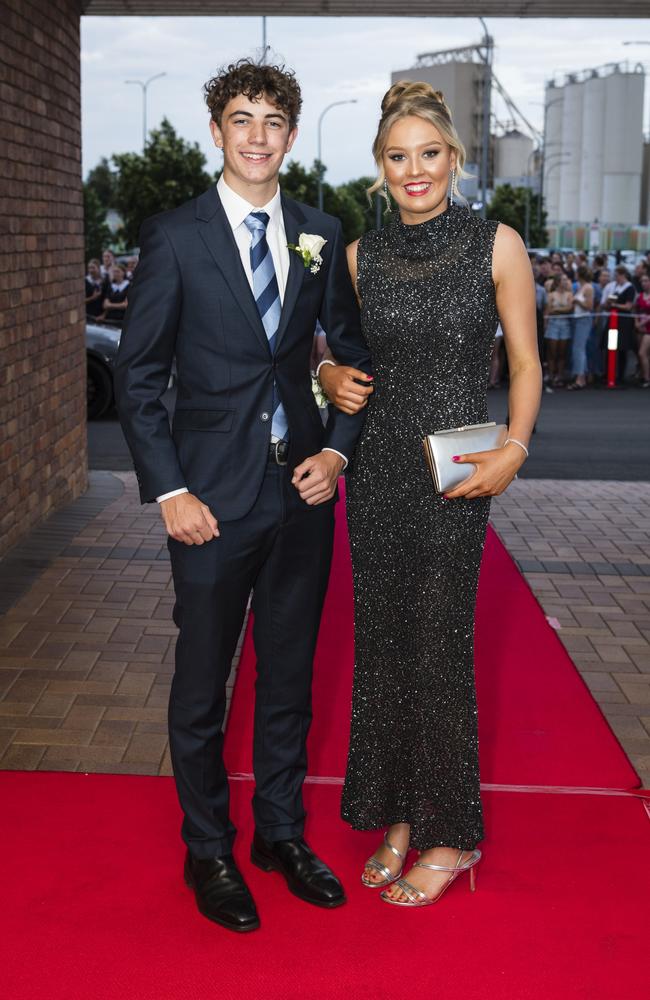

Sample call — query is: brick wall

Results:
[0,0,87,557]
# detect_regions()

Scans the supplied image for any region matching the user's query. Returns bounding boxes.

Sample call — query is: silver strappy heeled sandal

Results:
[361,832,407,888]
[380,848,481,907]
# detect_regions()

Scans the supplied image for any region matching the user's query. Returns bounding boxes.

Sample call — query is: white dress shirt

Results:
[156,177,345,503]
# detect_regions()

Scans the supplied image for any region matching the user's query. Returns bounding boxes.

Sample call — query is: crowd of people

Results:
[84,248,138,327]
[491,248,650,390]
[87,242,650,390]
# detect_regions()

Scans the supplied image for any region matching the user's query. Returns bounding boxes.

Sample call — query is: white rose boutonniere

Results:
[287,232,328,275]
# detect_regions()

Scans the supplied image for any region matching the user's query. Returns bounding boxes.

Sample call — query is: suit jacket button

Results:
[260,412,270,421]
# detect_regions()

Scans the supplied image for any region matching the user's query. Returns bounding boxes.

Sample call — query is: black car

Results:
[85,321,176,420]
[86,321,121,419]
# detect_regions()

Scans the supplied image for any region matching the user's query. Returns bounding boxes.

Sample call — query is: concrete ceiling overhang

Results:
[80,1,649,17]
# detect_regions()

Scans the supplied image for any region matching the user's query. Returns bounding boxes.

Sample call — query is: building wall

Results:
[0,0,87,557]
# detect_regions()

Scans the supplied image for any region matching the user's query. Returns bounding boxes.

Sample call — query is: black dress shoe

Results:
[250,833,346,909]
[184,852,260,933]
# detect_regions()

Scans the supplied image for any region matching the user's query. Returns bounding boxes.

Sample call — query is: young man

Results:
[114,59,371,933]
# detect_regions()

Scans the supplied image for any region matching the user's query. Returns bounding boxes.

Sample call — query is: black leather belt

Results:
[268,439,289,466]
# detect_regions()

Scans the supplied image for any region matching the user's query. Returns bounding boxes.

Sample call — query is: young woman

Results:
[101,264,130,326]
[635,272,650,388]
[568,265,594,390]
[319,81,541,908]
[544,272,573,387]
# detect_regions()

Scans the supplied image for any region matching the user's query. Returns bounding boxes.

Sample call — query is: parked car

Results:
[85,320,176,420]
[86,321,121,419]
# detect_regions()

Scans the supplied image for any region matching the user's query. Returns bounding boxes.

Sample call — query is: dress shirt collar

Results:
[217,175,283,233]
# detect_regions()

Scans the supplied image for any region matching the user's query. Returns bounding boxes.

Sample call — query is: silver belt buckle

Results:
[273,440,288,466]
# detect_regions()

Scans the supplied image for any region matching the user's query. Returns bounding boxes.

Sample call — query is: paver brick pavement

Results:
[0,473,648,787]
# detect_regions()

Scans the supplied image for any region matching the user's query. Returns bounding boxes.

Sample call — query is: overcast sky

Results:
[81,16,650,185]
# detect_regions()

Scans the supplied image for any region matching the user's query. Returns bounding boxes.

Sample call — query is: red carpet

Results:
[1,771,648,1000]
[225,488,639,790]
[2,490,647,998]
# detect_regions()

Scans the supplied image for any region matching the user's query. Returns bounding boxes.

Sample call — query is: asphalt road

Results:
[88,385,649,481]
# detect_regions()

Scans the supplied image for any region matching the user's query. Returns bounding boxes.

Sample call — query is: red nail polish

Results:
[451,455,460,462]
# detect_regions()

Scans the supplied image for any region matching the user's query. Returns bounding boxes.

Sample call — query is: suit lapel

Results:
[195,186,270,356]
[275,195,307,350]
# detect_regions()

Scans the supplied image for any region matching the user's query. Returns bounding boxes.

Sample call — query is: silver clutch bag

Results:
[423,421,508,493]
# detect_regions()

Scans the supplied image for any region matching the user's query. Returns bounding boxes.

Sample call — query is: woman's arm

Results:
[318,238,374,414]
[444,224,542,500]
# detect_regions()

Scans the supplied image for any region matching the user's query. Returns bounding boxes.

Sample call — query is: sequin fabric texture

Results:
[341,202,499,850]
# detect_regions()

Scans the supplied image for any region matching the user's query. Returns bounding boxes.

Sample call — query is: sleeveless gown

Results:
[341,202,499,851]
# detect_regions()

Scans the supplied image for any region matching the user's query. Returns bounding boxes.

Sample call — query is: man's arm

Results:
[317,221,372,460]
[113,216,186,503]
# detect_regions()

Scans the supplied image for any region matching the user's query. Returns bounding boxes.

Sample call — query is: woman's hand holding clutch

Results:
[441,442,527,500]
[318,364,374,415]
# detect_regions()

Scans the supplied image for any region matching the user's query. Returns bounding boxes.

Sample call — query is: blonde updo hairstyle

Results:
[368,81,468,204]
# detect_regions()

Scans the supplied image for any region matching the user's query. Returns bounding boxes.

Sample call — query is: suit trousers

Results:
[167,461,335,859]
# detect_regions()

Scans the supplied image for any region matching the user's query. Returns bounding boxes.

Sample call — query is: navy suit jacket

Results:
[114,185,371,521]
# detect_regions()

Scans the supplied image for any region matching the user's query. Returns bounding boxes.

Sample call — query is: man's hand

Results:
[319,365,373,415]
[291,451,344,506]
[160,492,219,545]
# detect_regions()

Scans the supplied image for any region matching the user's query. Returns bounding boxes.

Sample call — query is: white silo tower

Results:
[579,71,605,222]
[558,77,583,221]
[601,66,645,224]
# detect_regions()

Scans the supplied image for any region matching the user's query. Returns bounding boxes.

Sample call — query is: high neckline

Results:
[396,200,455,230]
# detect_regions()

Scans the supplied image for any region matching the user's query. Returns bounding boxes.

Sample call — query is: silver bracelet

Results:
[504,437,529,458]
[316,358,336,381]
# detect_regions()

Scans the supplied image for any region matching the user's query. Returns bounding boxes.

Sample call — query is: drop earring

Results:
[383,178,392,213]
[449,167,456,206]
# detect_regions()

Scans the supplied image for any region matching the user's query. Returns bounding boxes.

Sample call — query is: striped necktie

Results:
[244,211,288,442]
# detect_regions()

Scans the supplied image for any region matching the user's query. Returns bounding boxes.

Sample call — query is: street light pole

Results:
[539,95,563,228]
[524,147,539,248]
[262,17,267,61]
[316,100,357,212]
[125,72,167,151]
[478,17,493,220]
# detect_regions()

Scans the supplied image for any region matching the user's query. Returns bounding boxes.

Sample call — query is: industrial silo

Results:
[494,129,534,187]
[558,76,583,222]
[601,66,645,224]
[579,71,605,222]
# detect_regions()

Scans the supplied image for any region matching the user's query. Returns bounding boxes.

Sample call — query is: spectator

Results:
[634,272,650,388]
[544,273,573,387]
[101,249,116,277]
[125,256,139,281]
[591,254,607,283]
[101,264,129,327]
[537,258,552,286]
[85,258,107,319]
[607,266,636,384]
[568,265,594,390]
[534,277,548,383]
[631,262,647,294]
[545,260,565,293]
[587,267,610,381]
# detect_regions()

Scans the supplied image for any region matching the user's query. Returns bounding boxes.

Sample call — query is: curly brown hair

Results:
[203,59,302,130]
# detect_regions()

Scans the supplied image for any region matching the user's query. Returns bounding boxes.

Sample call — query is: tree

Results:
[486,184,547,247]
[280,160,365,244]
[112,118,214,246]
[338,176,382,235]
[85,156,118,212]
[83,185,112,262]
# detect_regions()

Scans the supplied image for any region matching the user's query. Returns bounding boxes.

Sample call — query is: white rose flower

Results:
[298,233,327,257]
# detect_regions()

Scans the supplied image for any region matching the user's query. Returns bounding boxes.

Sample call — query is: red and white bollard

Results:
[606,309,618,389]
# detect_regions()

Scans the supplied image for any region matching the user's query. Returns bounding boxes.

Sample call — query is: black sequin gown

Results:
[341,203,499,851]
